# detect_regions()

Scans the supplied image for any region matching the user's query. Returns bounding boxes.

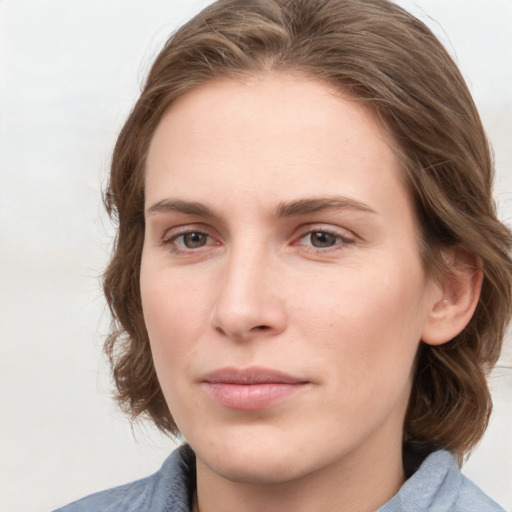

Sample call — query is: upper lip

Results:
[201,367,308,385]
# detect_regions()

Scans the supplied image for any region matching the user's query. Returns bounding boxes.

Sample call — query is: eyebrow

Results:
[146,196,377,218]
[146,199,217,218]
[274,197,377,218]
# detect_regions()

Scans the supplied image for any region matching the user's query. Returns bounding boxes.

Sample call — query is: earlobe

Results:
[422,247,483,346]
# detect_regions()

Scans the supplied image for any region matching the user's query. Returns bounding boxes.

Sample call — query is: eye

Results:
[178,231,209,249]
[307,231,340,248]
[161,228,219,255]
[295,227,355,253]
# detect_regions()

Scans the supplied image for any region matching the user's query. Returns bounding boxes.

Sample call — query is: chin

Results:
[191,424,343,486]
[203,447,311,485]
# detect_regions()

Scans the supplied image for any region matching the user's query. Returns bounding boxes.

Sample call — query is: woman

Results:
[55,0,512,510]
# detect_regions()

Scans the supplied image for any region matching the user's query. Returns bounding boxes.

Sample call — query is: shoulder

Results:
[455,473,506,512]
[51,444,195,512]
[51,476,153,512]
[379,450,506,512]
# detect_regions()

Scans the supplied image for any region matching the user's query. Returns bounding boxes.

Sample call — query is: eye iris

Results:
[310,231,338,248]
[183,232,207,248]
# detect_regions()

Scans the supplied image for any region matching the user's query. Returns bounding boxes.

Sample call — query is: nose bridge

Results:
[211,237,285,339]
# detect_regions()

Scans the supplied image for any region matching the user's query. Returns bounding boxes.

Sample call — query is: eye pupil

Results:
[310,231,337,247]
[183,232,207,248]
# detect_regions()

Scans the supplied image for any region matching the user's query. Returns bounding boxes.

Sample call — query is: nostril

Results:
[212,324,270,336]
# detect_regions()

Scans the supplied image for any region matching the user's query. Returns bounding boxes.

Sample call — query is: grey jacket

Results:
[53,444,505,511]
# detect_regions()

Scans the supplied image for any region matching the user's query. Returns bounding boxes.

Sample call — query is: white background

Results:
[1,1,511,511]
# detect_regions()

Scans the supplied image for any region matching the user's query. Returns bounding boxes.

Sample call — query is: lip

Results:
[200,367,309,410]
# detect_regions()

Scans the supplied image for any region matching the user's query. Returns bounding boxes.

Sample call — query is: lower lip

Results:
[202,382,307,410]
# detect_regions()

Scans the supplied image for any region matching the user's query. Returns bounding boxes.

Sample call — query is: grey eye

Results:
[182,232,208,248]
[309,231,339,248]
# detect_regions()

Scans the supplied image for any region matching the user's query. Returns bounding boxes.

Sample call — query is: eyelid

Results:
[160,223,222,254]
[162,222,216,239]
[292,223,357,252]
[294,223,356,241]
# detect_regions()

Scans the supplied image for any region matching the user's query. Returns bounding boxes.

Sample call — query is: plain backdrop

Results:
[1,1,511,511]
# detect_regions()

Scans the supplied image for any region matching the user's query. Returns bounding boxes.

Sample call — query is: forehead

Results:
[145,73,409,220]
[148,74,395,159]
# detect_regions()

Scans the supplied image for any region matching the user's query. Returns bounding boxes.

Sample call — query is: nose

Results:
[210,246,287,341]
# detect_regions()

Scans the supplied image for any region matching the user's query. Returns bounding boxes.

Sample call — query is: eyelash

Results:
[293,227,355,254]
[161,227,217,255]
[160,226,355,255]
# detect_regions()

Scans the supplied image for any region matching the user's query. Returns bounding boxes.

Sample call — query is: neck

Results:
[194,435,405,512]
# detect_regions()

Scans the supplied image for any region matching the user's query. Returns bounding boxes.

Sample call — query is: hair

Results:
[103,0,512,460]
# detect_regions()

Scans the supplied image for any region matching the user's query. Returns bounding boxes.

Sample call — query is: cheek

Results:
[140,267,210,429]
[300,257,425,333]
[295,260,427,392]
[140,266,208,373]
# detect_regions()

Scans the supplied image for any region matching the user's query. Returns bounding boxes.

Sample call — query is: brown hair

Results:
[103,0,512,459]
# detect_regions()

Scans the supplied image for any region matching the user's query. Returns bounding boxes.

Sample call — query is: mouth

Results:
[200,367,310,410]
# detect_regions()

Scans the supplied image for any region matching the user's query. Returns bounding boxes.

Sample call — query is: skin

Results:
[141,74,446,512]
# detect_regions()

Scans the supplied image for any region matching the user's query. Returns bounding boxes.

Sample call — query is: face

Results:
[141,74,438,485]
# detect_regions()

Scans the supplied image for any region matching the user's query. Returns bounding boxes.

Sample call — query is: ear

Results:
[422,247,482,346]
